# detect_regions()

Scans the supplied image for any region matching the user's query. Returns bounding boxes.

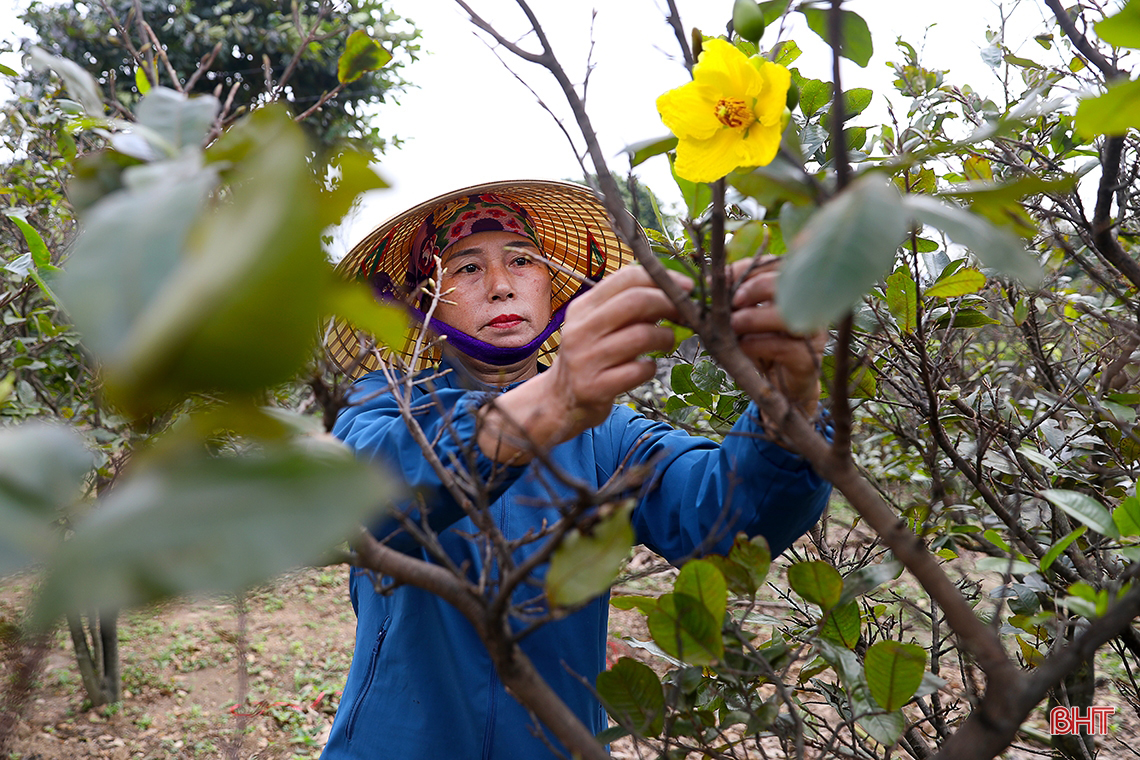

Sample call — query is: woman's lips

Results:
[487,314,524,329]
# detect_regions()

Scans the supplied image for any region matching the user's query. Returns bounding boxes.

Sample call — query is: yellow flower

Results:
[657,38,791,183]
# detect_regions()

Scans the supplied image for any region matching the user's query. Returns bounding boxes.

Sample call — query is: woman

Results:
[321,180,830,759]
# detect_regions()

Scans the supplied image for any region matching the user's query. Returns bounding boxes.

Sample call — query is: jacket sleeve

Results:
[596,404,831,562]
[332,373,526,554]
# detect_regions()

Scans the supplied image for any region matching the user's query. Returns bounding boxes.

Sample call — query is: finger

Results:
[591,358,659,399]
[575,323,677,369]
[730,303,793,336]
[730,269,778,309]
[580,265,693,306]
[567,285,686,337]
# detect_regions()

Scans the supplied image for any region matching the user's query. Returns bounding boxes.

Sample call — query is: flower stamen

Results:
[715,98,756,129]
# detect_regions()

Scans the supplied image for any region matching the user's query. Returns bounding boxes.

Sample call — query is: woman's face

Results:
[432,230,553,349]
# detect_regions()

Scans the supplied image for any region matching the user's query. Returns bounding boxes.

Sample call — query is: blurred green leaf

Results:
[0,425,92,576]
[0,63,17,77]
[1042,489,1120,538]
[691,361,728,393]
[324,281,409,350]
[596,657,665,735]
[820,600,861,648]
[779,174,909,333]
[337,30,392,84]
[925,268,986,298]
[709,533,771,596]
[931,308,1000,329]
[864,640,926,711]
[546,502,634,608]
[975,556,1038,576]
[1096,0,1140,48]
[625,135,679,168]
[788,560,843,610]
[610,595,658,615]
[671,363,697,394]
[33,440,397,628]
[820,354,877,400]
[28,46,104,116]
[885,268,917,333]
[135,87,219,156]
[1075,77,1140,137]
[801,8,873,67]
[904,195,1042,286]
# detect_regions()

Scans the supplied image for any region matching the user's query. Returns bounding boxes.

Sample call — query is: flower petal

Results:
[694,39,763,102]
[734,121,783,169]
[673,127,742,183]
[752,60,791,127]
[657,81,721,140]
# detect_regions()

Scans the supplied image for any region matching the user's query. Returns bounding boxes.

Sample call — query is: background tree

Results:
[18,0,420,155]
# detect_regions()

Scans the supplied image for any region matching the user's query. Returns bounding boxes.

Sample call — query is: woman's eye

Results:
[513,256,532,266]
[457,263,479,274]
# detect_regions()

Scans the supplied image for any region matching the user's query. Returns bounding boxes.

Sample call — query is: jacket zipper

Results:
[346,615,391,743]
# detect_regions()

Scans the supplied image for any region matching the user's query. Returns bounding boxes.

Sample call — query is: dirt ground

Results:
[0,560,662,760]
[2,548,1139,760]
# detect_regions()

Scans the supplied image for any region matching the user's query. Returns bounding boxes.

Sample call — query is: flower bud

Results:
[732,0,767,45]
[785,80,800,111]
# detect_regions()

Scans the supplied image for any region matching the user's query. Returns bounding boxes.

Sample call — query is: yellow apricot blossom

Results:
[657,38,791,183]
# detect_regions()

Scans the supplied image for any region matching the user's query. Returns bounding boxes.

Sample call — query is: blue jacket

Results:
[320,361,831,759]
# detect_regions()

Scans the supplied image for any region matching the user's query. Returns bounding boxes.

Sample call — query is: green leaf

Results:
[546,502,634,607]
[670,153,712,218]
[819,354,877,400]
[675,559,728,623]
[1096,0,1140,48]
[134,66,151,95]
[837,560,902,607]
[843,87,873,118]
[1075,77,1140,137]
[724,533,772,595]
[820,600,861,648]
[0,63,17,77]
[135,87,219,155]
[596,657,665,735]
[864,640,926,711]
[671,363,697,394]
[801,8,874,67]
[932,308,1000,329]
[779,174,909,333]
[1114,495,1140,537]
[610,595,659,615]
[337,30,392,84]
[729,151,818,207]
[33,440,398,628]
[903,195,1042,287]
[925,268,986,298]
[788,560,843,610]
[624,135,679,168]
[816,640,906,745]
[1041,489,1120,538]
[975,556,1038,576]
[28,46,104,116]
[691,361,727,393]
[0,425,93,576]
[648,592,724,666]
[798,78,833,119]
[885,268,917,333]
[1041,526,1087,574]
[4,211,51,269]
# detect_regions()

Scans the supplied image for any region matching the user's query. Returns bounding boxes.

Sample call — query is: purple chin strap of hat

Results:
[388,283,586,366]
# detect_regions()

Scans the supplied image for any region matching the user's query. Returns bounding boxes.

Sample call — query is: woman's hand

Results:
[551,266,693,431]
[478,266,691,462]
[728,258,825,416]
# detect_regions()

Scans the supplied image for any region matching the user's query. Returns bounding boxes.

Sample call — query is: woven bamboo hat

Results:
[325,179,642,378]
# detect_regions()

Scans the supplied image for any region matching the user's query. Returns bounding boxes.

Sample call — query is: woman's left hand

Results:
[728,258,826,415]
